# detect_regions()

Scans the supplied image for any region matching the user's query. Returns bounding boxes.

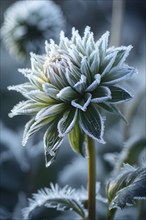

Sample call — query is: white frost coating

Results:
[79,108,105,144]
[107,86,134,104]
[35,103,66,120]
[22,183,87,219]
[101,51,118,77]
[91,86,112,103]
[86,74,101,92]
[96,31,110,59]
[115,45,133,66]
[103,66,137,85]
[74,75,87,92]
[71,93,92,111]
[57,109,78,137]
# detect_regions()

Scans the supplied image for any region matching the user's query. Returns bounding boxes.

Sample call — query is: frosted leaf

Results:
[106,164,146,210]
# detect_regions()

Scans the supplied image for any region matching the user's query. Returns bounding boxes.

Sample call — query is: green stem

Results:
[138,200,144,220]
[87,136,96,220]
[108,208,116,220]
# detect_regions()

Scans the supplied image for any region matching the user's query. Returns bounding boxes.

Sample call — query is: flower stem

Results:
[138,200,144,220]
[87,136,96,220]
[108,208,116,220]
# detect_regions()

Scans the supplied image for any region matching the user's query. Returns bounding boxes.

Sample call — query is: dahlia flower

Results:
[8,27,137,166]
[1,0,65,60]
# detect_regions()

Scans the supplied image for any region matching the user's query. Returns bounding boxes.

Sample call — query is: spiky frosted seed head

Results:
[8,26,137,166]
[1,0,66,60]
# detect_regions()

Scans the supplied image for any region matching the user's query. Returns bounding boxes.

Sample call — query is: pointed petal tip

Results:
[8,112,14,118]
[22,137,28,146]
[7,85,13,91]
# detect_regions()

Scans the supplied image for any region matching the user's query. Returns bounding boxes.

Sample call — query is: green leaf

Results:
[22,182,106,220]
[58,108,78,137]
[22,183,87,220]
[44,120,63,167]
[107,86,133,103]
[106,164,146,210]
[68,120,85,156]
[79,104,105,143]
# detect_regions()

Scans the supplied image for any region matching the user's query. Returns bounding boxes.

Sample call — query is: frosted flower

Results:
[1,0,65,60]
[8,26,137,166]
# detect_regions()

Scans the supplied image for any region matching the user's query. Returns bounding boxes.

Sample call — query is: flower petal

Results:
[22,116,54,146]
[47,67,66,89]
[74,74,87,93]
[102,66,137,85]
[44,120,63,167]
[65,66,81,87]
[27,90,56,104]
[58,108,78,137]
[68,120,85,156]
[22,117,35,146]
[35,103,67,120]
[86,74,101,92]
[80,57,92,83]
[91,86,111,103]
[8,100,44,118]
[107,86,133,104]
[28,74,46,89]
[8,82,36,98]
[97,31,110,61]
[42,83,60,100]
[88,49,100,75]
[57,86,78,102]
[79,104,105,143]
[71,93,92,111]
[101,51,118,77]
[113,45,133,66]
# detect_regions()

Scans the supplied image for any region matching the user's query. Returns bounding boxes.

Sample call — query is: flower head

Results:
[1,0,65,60]
[8,27,137,166]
